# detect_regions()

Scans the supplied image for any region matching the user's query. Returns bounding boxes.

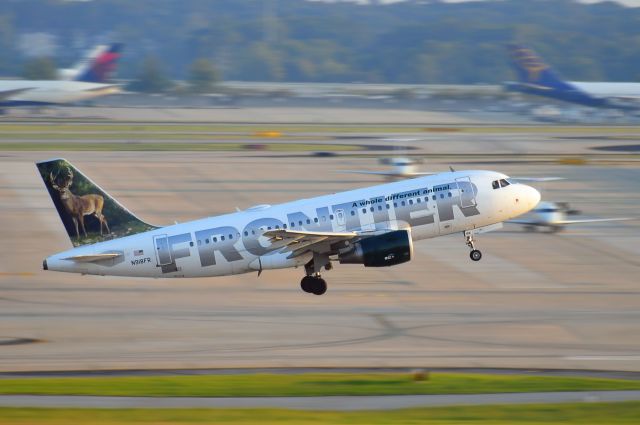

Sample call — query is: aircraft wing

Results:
[506,219,544,226]
[340,170,436,177]
[510,177,565,182]
[507,217,633,226]
[555,217,633,225]
[262,229,359,258]
[0,87,34,100]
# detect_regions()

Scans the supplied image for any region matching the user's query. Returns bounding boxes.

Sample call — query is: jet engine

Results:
[339,230,412,267]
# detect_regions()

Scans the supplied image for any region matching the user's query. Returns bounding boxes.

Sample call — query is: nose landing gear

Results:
[464,230,483,262]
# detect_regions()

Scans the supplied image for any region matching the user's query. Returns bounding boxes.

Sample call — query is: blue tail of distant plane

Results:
[506,44,606,108]
[74,43,123,83]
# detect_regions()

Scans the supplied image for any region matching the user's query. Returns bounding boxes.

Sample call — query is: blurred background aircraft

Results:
[0,41,123,112]
[508,201,633,233]
[505,44,640,111]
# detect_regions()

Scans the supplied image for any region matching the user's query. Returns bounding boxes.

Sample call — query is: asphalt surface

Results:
[0,109,638,373]
[1,391,640,410]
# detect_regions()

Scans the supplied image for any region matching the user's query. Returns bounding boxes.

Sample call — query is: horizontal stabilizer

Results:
[62,252,123,263]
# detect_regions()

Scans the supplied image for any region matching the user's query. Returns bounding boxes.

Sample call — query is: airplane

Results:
[505,44,640,110]
[507,200,632,233]
[37,159,541,295]
[58,43,123,83]
[0,80,121,111]
[0,43,122,112]
[341,157,432,180]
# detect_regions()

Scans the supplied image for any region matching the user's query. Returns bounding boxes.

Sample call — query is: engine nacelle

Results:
[339,230,412,267]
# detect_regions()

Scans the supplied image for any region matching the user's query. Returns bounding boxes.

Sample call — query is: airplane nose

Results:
[522,185,541,211]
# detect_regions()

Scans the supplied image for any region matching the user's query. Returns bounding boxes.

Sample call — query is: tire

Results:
[312,278,327,295]
[300,276,314,293]
[470,249,482,262]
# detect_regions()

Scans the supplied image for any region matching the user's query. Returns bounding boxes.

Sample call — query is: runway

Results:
[1,391,640,410]
[0,110,638,373]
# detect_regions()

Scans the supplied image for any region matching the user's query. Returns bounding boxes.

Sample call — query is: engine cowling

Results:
[339,230,412,267]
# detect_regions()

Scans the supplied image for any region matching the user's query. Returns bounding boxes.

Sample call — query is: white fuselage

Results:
[45,170,540,278]
[571,82,640,100]
[0,79,120,105]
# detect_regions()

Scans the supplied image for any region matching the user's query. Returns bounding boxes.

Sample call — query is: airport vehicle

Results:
[38,159,540,295]
[508,200,632,233]
[505,44,640,110]
[59,42,123,83]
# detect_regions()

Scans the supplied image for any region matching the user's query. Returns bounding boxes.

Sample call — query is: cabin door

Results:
[153,234,173,266]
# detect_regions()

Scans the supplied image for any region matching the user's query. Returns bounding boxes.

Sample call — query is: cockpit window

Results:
[499,179,510,187]
[492,180,499,189]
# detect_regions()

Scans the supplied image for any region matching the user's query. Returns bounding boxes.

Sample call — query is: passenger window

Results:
[244,231,248,236]
[198,240,202,246]
[205,239,209,244]
[432,195,436,201]
[370,207,374,212]
[362,208,367,214]
[440,194,444,199]
[378,205,382,211]
[299,220,303,226]
[448,192,452,198]
[283,224,287,229]
[330,214,334,220]
[213,237,217,242]
[275,225,280,230]
[401,201,406,206]
[492,180,499,189]
[417,198,421,203]
[314,218,318,223]
[386,204,390,209]
[394,202,398,208]
[221,235,225,241]
[409,199,413,205]
[306,219,310,224]
[189,242,194,247]
[351,211,355,216]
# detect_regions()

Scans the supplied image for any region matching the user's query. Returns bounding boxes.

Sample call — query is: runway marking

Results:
[0,272,35,277]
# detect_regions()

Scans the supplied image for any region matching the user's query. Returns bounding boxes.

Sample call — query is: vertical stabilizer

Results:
[36,158,156,247]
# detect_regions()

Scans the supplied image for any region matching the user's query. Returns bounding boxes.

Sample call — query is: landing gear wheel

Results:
[312,278,327,295]
[470,249,482,262]
[300,275,315,293]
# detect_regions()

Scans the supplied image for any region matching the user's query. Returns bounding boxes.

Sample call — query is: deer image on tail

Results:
[49,167,110,239]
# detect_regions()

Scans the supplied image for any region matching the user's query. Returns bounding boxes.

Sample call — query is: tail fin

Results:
[36,158,157,247]
[506,44,569,90]
[74,43,123,83]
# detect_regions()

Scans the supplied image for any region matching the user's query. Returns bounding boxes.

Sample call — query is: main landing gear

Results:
[300,275,327,295]
[464,230,482,262]
[301,252,331,295]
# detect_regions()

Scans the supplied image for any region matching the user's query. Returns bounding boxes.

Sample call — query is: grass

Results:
[0,402,639,424]
[1,372,640,397]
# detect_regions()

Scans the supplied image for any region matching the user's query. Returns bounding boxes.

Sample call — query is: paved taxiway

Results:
[0,114,639,373]
[2,391,640,410]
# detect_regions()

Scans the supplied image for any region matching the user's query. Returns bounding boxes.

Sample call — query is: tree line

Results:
[1,0,640,91]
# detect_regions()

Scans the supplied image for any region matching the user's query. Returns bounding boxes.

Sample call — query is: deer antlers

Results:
[49,167,73,191]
